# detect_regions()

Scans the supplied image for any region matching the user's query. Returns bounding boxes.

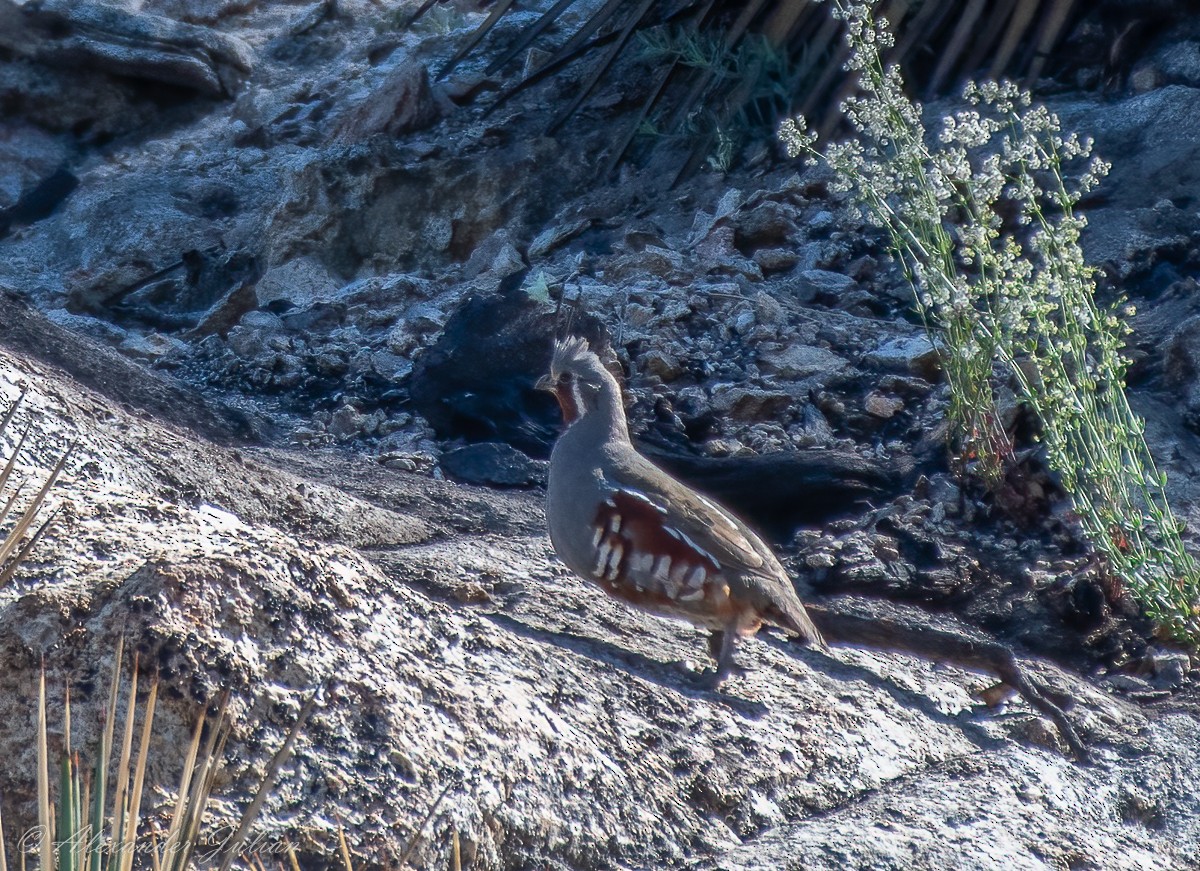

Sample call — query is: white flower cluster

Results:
[780,0,1200,639]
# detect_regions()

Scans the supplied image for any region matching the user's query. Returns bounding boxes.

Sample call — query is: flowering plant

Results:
[781,0,1200,641]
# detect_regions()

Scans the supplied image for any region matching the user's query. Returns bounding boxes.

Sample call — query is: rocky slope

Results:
[3,292,1199,869]
[3,0,1200,868]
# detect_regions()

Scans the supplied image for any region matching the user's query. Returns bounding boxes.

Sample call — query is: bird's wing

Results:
[604,449,824,645]
[607,452,768,570]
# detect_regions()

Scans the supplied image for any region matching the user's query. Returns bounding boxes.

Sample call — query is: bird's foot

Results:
[695,661,747,691]
[697,628,748,690]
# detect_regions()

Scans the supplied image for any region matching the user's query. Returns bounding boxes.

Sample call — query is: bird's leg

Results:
[706,630,725,664]
[699,628,742,689]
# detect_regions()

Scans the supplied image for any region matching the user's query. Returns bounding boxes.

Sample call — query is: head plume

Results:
[540,335,627,436]
[549,336,596,377]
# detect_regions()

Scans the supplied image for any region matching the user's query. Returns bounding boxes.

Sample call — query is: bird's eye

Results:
[559,372,574,384]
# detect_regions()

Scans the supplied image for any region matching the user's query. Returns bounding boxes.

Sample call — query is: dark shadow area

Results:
[0,291,267,444]
[482,610,770,720]
[763,632,1006,757]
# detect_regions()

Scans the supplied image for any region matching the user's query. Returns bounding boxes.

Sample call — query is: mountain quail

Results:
[538,336,826,687]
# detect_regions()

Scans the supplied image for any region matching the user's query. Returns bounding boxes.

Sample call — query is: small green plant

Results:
[1,640,316,871]
[636,26,729,73]
[635,26,802,172]
[705,127,736,173]
[416,0,1090,178]
[780,0,1200,641]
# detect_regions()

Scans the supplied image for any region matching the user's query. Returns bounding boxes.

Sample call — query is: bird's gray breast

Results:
[546,430,608,578]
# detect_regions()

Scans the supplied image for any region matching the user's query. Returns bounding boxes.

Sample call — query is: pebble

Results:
[642,350,682,381]
[864,391,904,419]
[329,405,365,439]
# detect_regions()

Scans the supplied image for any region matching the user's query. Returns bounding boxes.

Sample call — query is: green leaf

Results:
[524,272,553,304]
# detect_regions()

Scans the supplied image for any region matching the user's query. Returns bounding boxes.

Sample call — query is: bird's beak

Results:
[538,372,579,424]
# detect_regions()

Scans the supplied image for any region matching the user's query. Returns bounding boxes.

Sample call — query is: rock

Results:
[1103,673,1157,693]
[409,284,607,456]
[254,257,342,310]
[0,0,254,96]
[1164,314,1200,430]
[527,217,591,259]
[279,302,346,334]
[1156,40,1200,87]
[752,291,784,326]
[864,391,904,419]
[147,0,273,24]
[0,122,71,221]
[1130,64,1162,93]
[328,404,365,439]
[333,50,441,142]
[759,344,851,380]
[313,349,348,376]
[0,47,161,140]
[806,551,837,569]
[239,310,285,332]
[790,241,824,275]
[693,226,762,280]
[710,743,1193,870]
[685,187,742,247]
[809,209,835,230]
[4,267,1200,871]
[795,268,856,301]
[45,181,225,312]
[752,247,800,272]
[386,303,446,355]
[42,308,130,346]
[876,374,933,399]
[1148,646,1192,689]
[117,331,186,359]
[641,349,683,382]
[225,324,268,358]
[733,199,802,246]
[645,445,908,537]
[618,245,685,279]
[864,335,941,379]
[464,231,527,280]
[924,474,962,516]
[368,349,413,381]
[710,386,794,421]
[403,302,446,333]
[800,403,835,443]
[439,442,545,487]
[570,278,622,308]
[1055,86,1200,269]
[623,302,655,328]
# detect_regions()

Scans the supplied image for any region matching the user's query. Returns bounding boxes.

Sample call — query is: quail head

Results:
[537,336,826,687]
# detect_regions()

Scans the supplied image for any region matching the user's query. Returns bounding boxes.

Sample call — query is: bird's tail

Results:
[770,602,828,652]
